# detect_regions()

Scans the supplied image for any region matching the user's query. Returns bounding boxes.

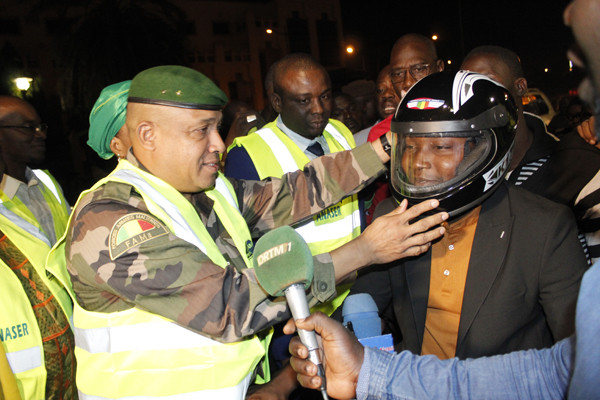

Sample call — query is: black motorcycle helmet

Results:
[390,70,518,217]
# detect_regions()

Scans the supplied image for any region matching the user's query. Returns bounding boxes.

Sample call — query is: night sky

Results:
[340,0,578,96]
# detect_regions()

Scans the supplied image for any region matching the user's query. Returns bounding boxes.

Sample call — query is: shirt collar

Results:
[1,167,37,199]
[446,206,481,232]
[276,115,323,151]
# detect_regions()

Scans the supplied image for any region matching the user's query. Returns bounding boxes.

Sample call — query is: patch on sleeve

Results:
[109,213,169,260]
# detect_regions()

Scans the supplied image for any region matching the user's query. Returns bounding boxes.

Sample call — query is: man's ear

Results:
[272,93,282,114]
[137,122,156,151]
[514,77,528,97]
[436,59,445,72]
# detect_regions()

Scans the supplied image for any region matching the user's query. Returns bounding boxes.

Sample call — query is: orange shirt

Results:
[421,207,481,359]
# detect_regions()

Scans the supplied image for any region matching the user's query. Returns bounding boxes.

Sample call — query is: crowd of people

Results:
[1,0,599,399]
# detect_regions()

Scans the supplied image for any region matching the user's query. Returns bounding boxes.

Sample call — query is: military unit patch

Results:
[109,213,168,260]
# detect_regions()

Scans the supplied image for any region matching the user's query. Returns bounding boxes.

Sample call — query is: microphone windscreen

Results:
[342,293,382,339]
[253,226,314,297]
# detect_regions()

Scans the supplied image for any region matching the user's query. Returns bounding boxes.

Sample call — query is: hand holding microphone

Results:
[284,312,365,400]
[253,226,329,400]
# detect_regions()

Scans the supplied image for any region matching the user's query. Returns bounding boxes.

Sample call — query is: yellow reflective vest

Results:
[230,119,360,314]
[48,161,270,400]
[0,170,72,400]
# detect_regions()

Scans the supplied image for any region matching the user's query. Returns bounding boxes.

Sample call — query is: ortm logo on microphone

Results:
[256,242,292,267]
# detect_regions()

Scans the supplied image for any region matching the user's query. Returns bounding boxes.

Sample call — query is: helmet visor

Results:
[391,130,494,199]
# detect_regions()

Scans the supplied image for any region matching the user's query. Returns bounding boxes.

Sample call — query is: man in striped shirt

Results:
[462,46,600,264]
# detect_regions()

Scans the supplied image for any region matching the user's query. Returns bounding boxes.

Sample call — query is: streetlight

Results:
[13,77,33,98]
[431,34,438,41]
[265,28,273,34]
[344,43,365,71]
[14,77,32,91]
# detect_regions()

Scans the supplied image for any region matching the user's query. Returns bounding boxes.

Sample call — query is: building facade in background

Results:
[0,0,347,111]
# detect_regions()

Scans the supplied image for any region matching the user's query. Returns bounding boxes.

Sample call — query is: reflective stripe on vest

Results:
[0,204,51,247]
[66,162,266,399]
[255,129,300,173]
[4,346,42,374]
[32,169,70,241]
[32,170,62,205]
[75,317,226,354]
[214,176,238,209]
[78,374,253,400]
[322,122,353,151]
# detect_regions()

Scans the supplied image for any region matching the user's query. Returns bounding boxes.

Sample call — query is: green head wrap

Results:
[128,65,228,110]
[88,80,131,160]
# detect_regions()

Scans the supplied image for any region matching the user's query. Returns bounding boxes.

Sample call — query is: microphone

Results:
[342,293,382,338]
[342,293,394,352]
[253,226,329,400]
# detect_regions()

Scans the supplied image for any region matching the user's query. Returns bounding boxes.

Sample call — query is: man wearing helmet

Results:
[287,2,600,398]
[343,70,588,360]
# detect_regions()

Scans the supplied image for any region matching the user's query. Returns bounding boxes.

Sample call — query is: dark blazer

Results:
[350,182,587,359]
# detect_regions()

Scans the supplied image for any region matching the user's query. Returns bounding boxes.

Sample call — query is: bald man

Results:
[390,33,445,99]
[367,33,444,144]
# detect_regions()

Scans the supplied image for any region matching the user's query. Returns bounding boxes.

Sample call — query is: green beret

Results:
[88,80,131,160]
[128,65,228,110]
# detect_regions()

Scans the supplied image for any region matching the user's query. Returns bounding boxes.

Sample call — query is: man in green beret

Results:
[50,65,447,399]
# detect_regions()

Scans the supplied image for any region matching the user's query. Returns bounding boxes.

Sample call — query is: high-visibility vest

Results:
[0,170,70,243]
[0,170,72,400]
[230,119,360,314]
[48,161,270,400]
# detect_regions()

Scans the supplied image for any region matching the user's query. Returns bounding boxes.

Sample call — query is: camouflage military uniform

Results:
[66,144,385,342]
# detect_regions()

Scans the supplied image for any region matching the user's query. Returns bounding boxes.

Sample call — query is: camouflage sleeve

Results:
[66,188,289,343]
[234,143,386,235]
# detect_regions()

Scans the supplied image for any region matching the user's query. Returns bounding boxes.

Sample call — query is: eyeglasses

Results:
[0,123,48,134]
[390,63,433,84]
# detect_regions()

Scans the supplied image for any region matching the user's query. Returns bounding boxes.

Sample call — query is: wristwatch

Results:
[380,134,392,157]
